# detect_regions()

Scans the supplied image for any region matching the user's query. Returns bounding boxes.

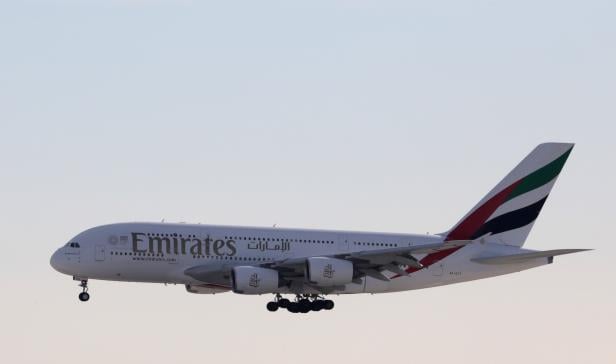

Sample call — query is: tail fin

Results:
[445,143,574,246]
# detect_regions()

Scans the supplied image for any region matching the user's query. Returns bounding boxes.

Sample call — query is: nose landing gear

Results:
[78,279,90,302]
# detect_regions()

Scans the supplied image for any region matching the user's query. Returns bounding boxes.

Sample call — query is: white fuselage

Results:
[50,222,548,295]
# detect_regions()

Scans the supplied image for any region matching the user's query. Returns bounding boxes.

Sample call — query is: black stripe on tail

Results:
[470,196,549,239]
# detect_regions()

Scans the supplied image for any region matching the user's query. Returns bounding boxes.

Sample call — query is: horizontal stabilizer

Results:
[471,249,591,265]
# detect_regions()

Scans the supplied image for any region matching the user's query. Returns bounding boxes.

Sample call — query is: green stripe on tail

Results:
[506,147,573,202]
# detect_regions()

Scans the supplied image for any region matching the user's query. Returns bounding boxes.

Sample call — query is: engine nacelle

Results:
[232,266,279,294]
[185,284,230,295]
[305,257,354,286]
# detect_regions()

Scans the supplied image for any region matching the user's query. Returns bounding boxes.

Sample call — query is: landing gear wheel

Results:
[78,292,90,302]
[298,299,311,313]
[287,302,299,313]
[266,301,279,312]
[323,300,334,310]
[278,298,290,308]
[311,300,324,311]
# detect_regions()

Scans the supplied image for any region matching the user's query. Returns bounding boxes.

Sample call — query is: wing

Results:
[183,240,472,291]
[266,240,472,286]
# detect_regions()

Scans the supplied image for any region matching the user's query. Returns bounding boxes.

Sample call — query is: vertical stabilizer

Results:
[445,143,574,246]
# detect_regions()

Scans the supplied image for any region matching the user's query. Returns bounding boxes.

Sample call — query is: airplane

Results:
[50,143,589,313]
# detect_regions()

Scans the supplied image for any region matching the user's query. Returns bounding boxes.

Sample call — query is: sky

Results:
[0,1,614,363]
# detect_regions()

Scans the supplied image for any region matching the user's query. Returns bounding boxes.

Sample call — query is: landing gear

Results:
[298,298,312,313]
[266,294,283,312]
[323,299,334,310]
[266,301,279,312]
[266,294,334,313]
[278,298,290,308]
[78,279,90,302]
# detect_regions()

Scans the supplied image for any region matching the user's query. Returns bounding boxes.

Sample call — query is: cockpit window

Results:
[67,242,80,248]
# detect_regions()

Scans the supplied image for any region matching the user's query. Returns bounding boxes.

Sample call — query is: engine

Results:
[232,266,279,294]
[305,257,354,286]
[185,284,230,294]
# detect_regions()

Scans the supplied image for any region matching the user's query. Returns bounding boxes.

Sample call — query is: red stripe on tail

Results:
[392,179,522,279]
[445,180,522,241]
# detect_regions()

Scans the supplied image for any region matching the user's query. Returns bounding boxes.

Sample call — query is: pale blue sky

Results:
[0,1,614,363]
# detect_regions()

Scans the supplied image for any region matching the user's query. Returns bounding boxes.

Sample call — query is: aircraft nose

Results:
[50,249,65,273]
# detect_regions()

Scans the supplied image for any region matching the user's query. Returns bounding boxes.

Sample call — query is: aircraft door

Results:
[338,235,349,253]
[95,245,106,261]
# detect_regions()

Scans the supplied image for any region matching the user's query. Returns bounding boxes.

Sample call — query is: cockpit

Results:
[66,242,81,248]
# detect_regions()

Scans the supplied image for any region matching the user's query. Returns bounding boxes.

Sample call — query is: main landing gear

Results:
[266,294,334,313]
[78,279,90,302]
